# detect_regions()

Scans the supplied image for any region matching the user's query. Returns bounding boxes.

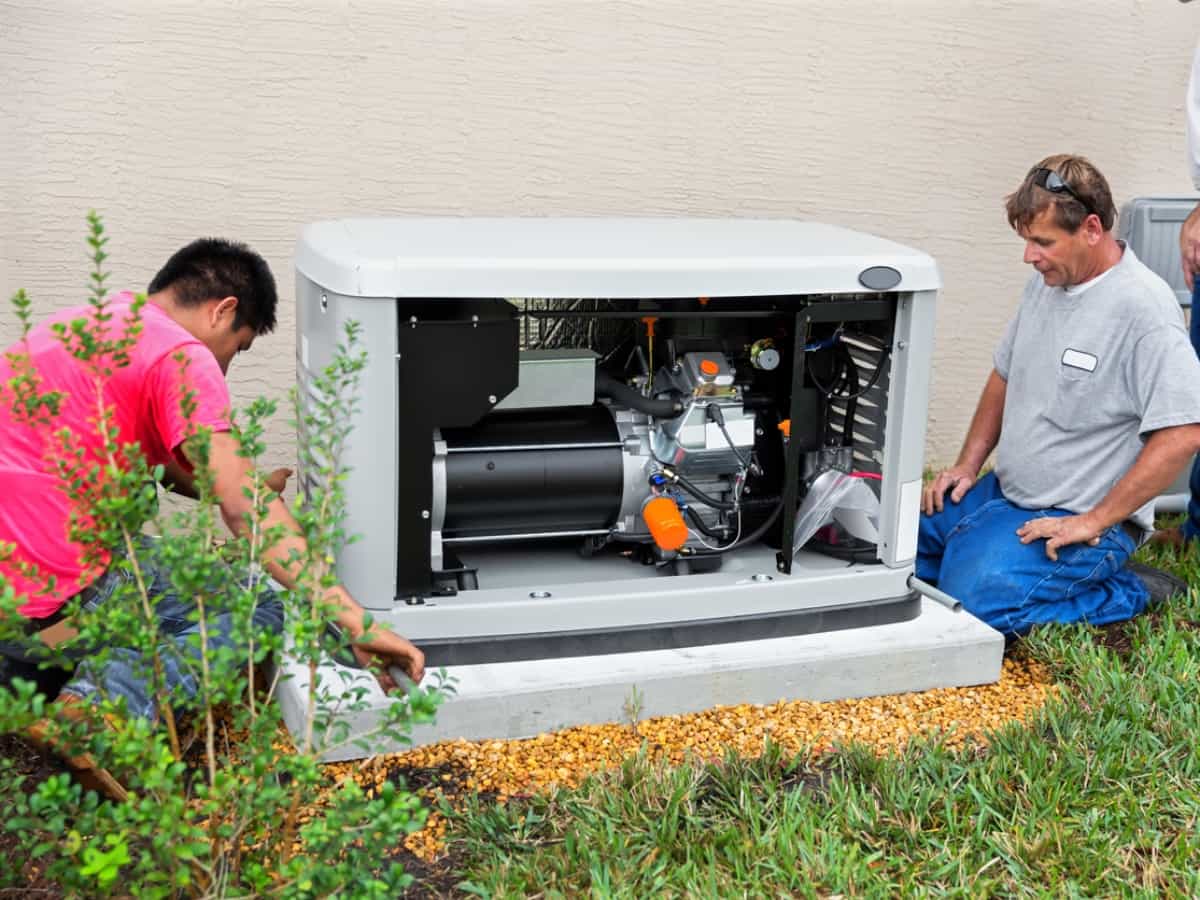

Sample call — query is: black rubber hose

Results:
[842,350,860,449]
[672,473,737,510]
[595,371,683,418]
[685,505,728,539]
[737,500,783,548]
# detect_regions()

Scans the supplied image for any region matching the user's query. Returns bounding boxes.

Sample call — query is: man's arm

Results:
[161,456,292,501]
[1017,423,1200,560]
[161,458,200,499]
[1184,42,1200,289]
[195,431,424,685]
[922,369,1007,515]
[1180,204,1200,291]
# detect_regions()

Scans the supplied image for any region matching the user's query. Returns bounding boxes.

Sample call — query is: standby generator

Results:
[281,218,1001,756]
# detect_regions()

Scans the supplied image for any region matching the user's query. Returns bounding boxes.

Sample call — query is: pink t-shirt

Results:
[0,293,232,617]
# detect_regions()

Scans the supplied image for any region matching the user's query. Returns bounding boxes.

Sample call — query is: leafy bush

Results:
[0,214,446,897]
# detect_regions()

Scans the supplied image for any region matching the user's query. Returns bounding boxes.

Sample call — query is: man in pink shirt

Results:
[0,238,424,737]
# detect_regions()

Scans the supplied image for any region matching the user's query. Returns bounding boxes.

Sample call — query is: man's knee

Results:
[253,598,285,634]
[954,568,1028,632]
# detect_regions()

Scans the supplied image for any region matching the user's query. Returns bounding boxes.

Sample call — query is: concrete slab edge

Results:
[272,598,1004,762]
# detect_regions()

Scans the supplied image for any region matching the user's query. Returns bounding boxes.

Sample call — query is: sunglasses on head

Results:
[1030,167,1097,219]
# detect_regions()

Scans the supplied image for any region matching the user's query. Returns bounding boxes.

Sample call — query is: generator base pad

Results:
[274,598,1003,762]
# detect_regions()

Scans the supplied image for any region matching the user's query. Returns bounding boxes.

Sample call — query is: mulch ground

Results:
[5,617,1159,898]
[0,728,466,899]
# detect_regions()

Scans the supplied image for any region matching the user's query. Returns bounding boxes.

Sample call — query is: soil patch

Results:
[1087,608,1200,659]
[0,734,67,898]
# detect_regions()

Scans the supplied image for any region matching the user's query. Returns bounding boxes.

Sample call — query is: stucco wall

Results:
[2,0,1197,474]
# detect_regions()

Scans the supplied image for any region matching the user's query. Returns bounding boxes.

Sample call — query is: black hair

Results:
[147,238,278,335]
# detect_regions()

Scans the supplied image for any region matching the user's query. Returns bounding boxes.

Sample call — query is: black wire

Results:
[717,419,753,470]
[704,402,753,471]
[806,345,844,395]
[806,334,891,402]
[840,343,891,401]
[841,351,860,448]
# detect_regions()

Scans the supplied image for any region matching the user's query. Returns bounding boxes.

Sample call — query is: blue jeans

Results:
[1185,283,1200,542]
[917,473,1148,635]
[56,535,284,721]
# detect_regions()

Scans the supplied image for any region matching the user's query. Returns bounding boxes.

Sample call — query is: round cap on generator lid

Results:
[700,359,720,376]
[857,266,902,291]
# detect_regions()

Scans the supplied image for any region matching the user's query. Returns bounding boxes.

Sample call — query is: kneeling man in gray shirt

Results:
[918,154,1200,635]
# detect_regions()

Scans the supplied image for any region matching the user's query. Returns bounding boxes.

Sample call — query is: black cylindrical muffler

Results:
[440,405,625,539]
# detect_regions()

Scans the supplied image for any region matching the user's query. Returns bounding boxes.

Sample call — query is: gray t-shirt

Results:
[993,245,1200,533]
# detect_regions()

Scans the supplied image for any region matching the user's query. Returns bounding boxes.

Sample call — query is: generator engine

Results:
[432,348,766,571]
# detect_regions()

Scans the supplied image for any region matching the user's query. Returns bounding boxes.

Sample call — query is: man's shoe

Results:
[25,694,128,802]
[1126,561,1189,605]
[1148,526,1187,549]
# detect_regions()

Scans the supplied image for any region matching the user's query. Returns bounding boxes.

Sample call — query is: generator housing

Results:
[282,218,1002,755]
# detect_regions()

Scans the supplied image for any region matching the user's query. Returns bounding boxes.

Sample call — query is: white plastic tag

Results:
[1061,348,1097,372]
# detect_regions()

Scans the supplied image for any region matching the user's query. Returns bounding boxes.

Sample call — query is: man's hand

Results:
[350,626,426,692]
[199,433,426,692]
[922,465,978,515]
[162,455,293,502]
[265,467,293,496]
[1016,514,1102,561]
[1181,203,1200,290]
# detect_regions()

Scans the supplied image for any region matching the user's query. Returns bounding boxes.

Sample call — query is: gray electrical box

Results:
[1118,196,1199,307]
[495,349,598,411]
[1119,196,1200,512]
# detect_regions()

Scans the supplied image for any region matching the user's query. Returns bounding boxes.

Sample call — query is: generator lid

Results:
[295,217,941,299]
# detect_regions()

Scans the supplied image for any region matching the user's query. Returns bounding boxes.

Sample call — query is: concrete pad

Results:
[274,598,1003,762]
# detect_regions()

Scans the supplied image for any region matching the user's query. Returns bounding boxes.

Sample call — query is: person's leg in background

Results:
[1185,280,1200,543]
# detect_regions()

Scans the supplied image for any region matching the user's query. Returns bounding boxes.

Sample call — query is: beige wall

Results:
[2,0,1196,472]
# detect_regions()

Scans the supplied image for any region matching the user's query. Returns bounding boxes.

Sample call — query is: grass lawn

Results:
[4,531,1198,897]
[431,533,1200,897]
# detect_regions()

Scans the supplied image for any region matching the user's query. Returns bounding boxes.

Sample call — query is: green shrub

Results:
[0,213,446,897]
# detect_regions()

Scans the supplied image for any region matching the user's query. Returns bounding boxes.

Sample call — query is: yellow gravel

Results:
[327,654,1056,861]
